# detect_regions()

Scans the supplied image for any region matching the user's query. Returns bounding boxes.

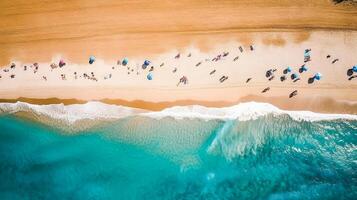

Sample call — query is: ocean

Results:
[0,102,356,200]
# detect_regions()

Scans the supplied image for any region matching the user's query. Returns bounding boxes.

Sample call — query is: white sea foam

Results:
[143,102,357,122]
[0,101,356,123]
[0,101,143,123]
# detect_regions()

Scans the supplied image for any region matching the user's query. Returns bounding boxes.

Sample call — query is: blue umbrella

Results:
[89,56,96,64]
[144,60,151,66]
[301,65,308,72]
[122,58,128,66]
[291,73,298,80]
[314,72,322,80]
[352,66,357,73]
[286,67,292,73]
[147,73,153,80]
[304,51,310,57]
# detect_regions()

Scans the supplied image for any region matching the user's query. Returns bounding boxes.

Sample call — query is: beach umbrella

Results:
[144,60,151,66]
[59,59,66,67]
[352,66,357,73]
[89,56,96,64]
[301,65,308,72]
[286,66,292,73]
[291,73,298,80]
[122,58,128,66]
[314,72,322,80]
[147,73,153,80]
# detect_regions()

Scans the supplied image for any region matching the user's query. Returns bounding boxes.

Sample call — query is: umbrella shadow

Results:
[347,69,353,76]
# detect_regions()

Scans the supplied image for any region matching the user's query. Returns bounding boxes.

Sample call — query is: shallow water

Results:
[0,113,356,200]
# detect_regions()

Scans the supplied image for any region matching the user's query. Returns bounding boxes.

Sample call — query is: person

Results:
[250,45,254,51]
[262,87,270,93]
[219,76,228,83]
[223,52,229,57]
[149,66,154,72]
[10,74,15,79]
[50,63,58,70]
[268,75,275,81]
[187,53,191,57]
[24,65,27,71]
[10,63,15,69]
[177,76,188,86]
[42,76,47,81]
[210,70,216,75]
[332,59,339,64]
[348,75,357,80]
[160,63,164,67]
[196,62,202,67]
[175,53,180,59]
[280,75,286,82]
[173,67,177,73]
[289,90,298,98]
[246,78,252,83]
[239,46,243,52]
[233,56,239,61]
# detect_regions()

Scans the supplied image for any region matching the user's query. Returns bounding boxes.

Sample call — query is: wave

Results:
[0,101,356,125]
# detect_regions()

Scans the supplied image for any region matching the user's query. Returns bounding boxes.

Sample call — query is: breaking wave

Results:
[0,101,356,125]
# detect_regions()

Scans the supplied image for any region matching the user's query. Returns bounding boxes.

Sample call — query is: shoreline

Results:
[1,96,356,114]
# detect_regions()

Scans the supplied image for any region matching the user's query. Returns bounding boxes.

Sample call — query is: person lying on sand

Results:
[175,53,180,59]
[10,74,15,79]
[233,56,239,61]
[173,67,177,73]
[246,78,252,83]
[149,66,154,72]
[223,52,229,57]
[332,59,339,64]
[187,53,191,57]
[74,72,78,79]
[210,70,216,75]
[219,76,228,83]
[262,87,270,93]
[10,63,15,69]
[239,46,243,52]
[250,45,254,51]
[289,90,298,98]
[42,76,47,81]
[3,69,9,72]
[196,62,202,67]
[160,63,164,67]
[348,75,357,81]
[268,76,275,81]
[60,74,66,80]
[266,69,277,78]
[24,65,27,71]
[327,55,331,59]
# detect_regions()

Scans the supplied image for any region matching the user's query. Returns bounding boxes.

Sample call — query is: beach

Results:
[1,1,357,199]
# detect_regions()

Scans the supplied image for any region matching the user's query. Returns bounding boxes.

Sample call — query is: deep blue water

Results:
[0,114,356,200]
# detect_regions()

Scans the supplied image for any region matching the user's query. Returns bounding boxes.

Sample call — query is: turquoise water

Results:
[0,114,356,199]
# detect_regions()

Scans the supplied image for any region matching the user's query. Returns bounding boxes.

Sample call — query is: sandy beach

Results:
[0,0,357,113]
